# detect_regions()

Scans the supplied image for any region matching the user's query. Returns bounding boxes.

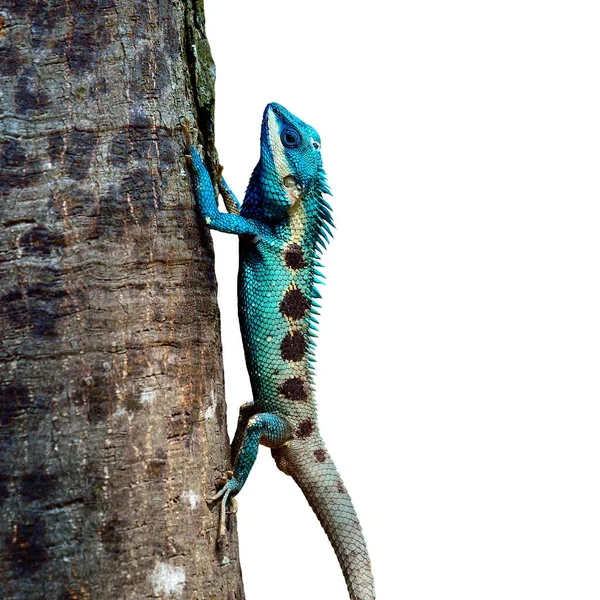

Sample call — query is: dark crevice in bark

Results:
[183,2,205,140]
[182,0,223,197]
[183,0,213,151]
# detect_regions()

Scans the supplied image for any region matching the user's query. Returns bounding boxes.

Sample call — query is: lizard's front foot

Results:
[181,118,194,168]
[179,116,195,149]
[209,472,241,539]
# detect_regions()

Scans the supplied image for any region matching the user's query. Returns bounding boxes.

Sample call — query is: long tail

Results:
[273,435,376,600]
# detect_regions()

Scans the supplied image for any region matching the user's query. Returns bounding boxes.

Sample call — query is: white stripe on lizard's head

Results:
[267,108,291,183]
[267,107,303,209]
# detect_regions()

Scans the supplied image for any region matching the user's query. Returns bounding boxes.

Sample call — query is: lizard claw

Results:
[179,117,198,150]
[208,475,241,539]
[179,117,191,148]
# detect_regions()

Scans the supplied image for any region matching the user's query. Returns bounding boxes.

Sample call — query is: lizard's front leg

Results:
[186,145,265,237]
[210,413,292,538]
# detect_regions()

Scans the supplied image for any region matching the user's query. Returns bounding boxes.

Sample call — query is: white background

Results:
[204,2,600,598]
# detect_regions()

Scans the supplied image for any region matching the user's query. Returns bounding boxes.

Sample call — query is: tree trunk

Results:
[0,1,244,598]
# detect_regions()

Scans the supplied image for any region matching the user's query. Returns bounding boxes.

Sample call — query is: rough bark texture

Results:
[0,1,244,598]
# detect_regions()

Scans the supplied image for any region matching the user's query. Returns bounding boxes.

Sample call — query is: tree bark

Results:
[0,1,244,598]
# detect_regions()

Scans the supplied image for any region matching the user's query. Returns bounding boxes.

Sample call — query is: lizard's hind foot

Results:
[208,473,241,539]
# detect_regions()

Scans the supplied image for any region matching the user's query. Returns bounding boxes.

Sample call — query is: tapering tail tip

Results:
[273,436,376,600]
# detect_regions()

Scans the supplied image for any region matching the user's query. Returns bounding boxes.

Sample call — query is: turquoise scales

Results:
[187,103,375,600]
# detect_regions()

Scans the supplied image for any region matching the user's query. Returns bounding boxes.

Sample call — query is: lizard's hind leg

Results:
[230,402,260,464]
[210,412,292,538]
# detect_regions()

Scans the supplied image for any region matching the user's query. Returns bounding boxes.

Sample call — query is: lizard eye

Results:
[281,127,301,149]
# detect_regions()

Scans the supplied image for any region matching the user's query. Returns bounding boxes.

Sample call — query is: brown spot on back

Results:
[280,331,306,362]
[337,480,346,494]
[313,449,327,462]
[278,377,308,402]
[296,418,315,439]
[284,243,306,270]
[280,288,310,320]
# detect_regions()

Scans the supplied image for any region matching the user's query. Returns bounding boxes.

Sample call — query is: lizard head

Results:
[257,102,325,221]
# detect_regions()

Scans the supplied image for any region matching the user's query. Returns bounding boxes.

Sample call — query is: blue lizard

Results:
[186,103,375,600]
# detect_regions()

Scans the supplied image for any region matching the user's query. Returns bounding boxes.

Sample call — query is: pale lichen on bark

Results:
[0,1,242,598]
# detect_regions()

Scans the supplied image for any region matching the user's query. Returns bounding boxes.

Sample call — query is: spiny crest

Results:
[311,163,334,261]
[307,163,334,358]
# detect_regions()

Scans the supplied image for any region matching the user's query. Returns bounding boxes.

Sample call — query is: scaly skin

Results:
[187,103,375,600]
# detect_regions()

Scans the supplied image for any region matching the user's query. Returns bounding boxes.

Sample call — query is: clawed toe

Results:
[179,117,191,147]
[208,474,240,539]
[209,486,227,503]
[179,117,199,149]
